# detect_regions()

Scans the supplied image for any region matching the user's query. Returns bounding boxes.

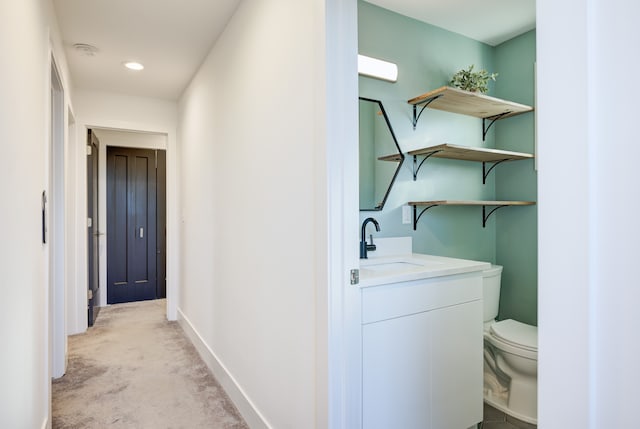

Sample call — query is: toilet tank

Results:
[483,265,503,322]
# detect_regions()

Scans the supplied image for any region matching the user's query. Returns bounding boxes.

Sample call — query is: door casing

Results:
[87,130,99,325]
[50,55,66,379]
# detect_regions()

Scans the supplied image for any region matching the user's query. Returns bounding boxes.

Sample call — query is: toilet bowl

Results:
[482,265,538,425]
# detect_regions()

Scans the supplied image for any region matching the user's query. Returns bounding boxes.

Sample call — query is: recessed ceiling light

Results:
[123,62,144,71]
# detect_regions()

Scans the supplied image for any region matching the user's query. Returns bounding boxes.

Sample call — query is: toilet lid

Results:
[490,319,537,352]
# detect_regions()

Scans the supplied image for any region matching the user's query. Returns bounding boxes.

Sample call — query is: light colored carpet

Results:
[52,299,248,429]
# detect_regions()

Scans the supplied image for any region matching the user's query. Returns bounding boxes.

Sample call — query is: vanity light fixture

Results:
[358,54,398,83]
[123,61,144,71]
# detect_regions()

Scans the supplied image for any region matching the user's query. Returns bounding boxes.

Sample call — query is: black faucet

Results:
[360,217,380,259]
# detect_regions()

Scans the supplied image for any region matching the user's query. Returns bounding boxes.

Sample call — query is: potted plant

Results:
[449,65,498,93]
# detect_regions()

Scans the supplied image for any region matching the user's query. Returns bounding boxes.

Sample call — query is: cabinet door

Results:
[362,311,432,429]
[431,300,483,429]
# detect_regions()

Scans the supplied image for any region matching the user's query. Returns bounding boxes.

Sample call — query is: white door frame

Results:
[325,0,361,427]
[92,129,168,309]
[74,121,178,325]
[49,54,67,380]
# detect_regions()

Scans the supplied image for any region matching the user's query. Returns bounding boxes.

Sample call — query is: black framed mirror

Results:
[359,97,404,211]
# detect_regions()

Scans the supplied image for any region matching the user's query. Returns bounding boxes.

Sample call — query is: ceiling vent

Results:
[73,43,99,56]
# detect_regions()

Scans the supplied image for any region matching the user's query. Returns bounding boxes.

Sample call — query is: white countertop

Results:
[359,252,490,288]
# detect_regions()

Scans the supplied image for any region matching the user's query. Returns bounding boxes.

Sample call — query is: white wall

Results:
[177,0,330,426]
[537,0,590,426]
[71,89,178,332]
[589,1,640,424]
[0,0,73,427]
[538,0,640,426]
[91,129,168,308]
[93,129,167,150]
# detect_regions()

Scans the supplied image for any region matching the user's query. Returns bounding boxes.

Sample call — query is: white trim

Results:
[325,0,361,427]
[66,107,82,336]
[67,107,88,336]
[43,38,52,426]
[73,116,178,327]
[50,53,67,380]
[93,129,167,312]
[41,416,48,429]
[177,308,270,429]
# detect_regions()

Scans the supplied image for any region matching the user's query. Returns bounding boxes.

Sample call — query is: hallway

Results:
[52,300,248,429]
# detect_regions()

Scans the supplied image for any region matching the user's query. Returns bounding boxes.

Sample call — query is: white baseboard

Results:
[177,308,270,429]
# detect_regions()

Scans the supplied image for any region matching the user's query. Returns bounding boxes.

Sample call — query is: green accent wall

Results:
[358,2,537,325]
[495,30,538,325]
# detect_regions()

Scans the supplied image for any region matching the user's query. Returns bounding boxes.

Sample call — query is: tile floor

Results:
[481,404,537,429]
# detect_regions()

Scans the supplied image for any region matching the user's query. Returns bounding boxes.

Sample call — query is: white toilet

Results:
[482,265,538,425]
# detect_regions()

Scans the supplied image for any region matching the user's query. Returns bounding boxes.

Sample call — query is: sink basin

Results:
[361,257,445,273]
[361,261,424,272]
[355,238,491,287]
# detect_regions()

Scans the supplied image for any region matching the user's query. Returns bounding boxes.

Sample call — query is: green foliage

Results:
[449,65,498,93]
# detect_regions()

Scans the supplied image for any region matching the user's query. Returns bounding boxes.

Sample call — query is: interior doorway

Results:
[50,57,66,378]
[87,130,99,326]
[85,129,168,313]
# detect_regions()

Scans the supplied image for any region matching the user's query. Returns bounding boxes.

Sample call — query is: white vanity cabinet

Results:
[361,271,483,429]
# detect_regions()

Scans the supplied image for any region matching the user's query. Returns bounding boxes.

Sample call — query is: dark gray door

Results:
[107,147,159,304]
[87,130,99,326]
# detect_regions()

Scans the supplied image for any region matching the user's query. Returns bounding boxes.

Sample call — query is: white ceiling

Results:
[366,0,535,46]
[53,0,534,101]
[53,0,241,100]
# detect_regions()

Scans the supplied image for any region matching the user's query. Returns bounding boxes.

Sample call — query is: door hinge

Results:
[350,269,359,285]
[86,145,92,156]
[88,289,93,300]
[88,217,92,228]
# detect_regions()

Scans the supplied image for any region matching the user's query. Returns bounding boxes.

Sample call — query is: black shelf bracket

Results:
[412,203,522,229]
[413,204,440,230]
[412,150,444,180]
[482,159,510,184]
[411,95,443,130]
[482,112,511,141]
[482,204,508,227]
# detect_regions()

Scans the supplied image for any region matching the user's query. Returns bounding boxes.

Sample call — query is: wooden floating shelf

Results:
[408,144,534,182]
[408,200,536,207]
[409,200,535,206]
[407,200,536,229]
[407,86,534,140]
[377,153,404,162]
[407,86,534,120]
[408,144,533,162]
